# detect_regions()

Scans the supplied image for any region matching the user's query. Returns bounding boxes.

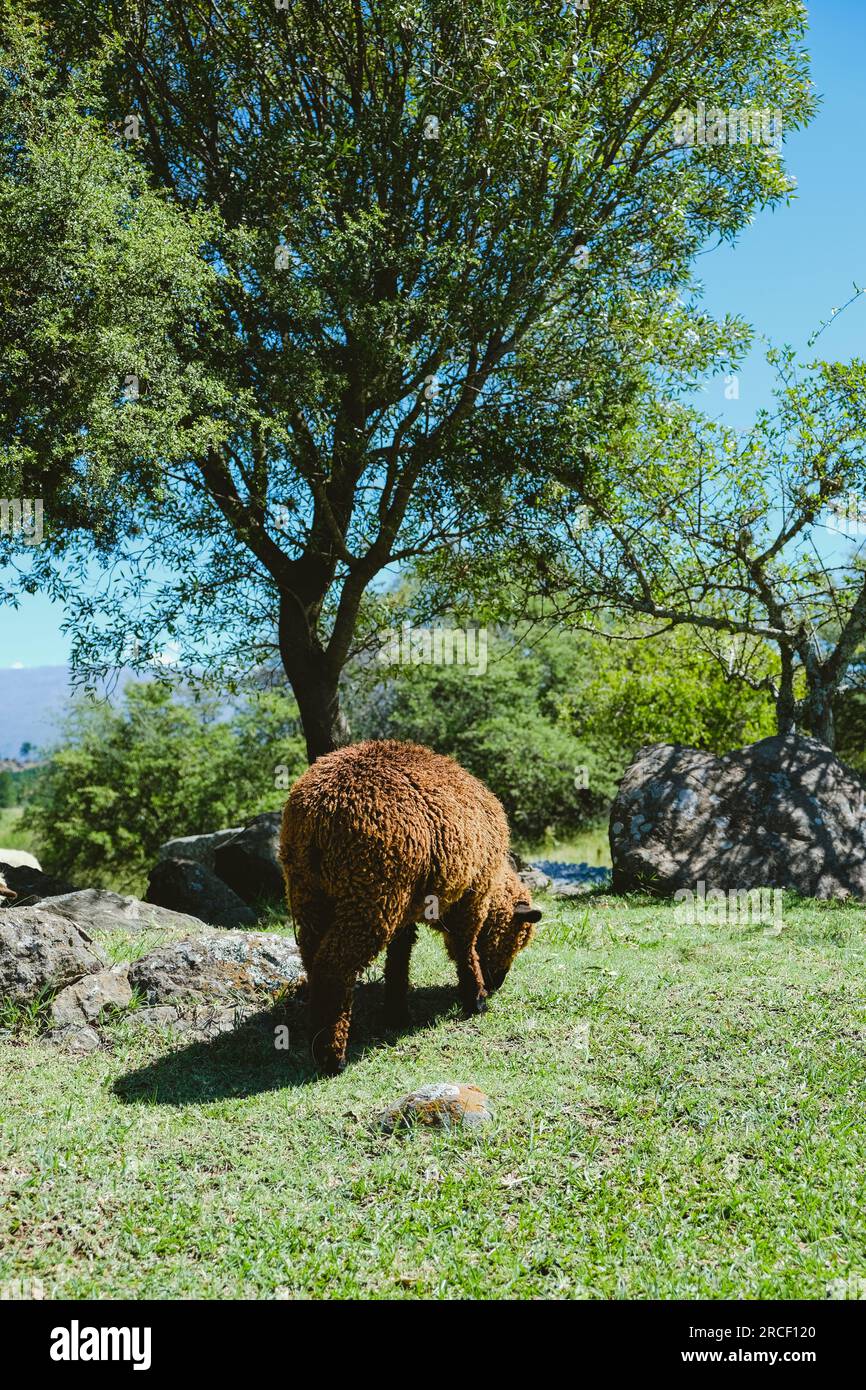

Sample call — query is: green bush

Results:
[0,770,15,808]
[25,683,306,892]
[562,626,776,759]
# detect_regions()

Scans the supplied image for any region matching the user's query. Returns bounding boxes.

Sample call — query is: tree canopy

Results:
[2,0,814,757]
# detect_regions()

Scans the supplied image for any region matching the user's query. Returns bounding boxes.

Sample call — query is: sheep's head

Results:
[477,865,541,994]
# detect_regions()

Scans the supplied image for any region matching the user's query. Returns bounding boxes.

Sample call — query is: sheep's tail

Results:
[279,833,323,889]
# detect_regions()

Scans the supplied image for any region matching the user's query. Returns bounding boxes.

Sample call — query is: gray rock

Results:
[43,1024,102,1054]
[379,1083,493,1133]
[213,812,284,906]
[0,907,105,1005]
[50,966,132,1027]
[551,880,597,899]
[0,848,42,870]
[38,888,207,936]
[610,733,866,899]
[156,826,243,873]
[0,860,77,908]
[145,858,257,929]
[128,931,303,1005]
[517,867,552,893]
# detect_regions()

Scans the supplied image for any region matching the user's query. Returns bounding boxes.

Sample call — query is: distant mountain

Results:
[0,665,269,757]
[0,666,72,757]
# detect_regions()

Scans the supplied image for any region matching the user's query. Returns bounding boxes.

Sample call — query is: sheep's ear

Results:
[514,904,542,924]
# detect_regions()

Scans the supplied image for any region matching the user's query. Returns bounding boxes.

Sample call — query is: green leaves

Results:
[2,1,818,739]
[24,682,305,890]
[0,20,222,542]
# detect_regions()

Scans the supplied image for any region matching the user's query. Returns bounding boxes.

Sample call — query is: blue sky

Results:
[3,1,865,670]
[695,0,866,427]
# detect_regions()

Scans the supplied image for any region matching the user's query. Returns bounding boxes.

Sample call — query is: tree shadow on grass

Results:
[113,979,459,1106]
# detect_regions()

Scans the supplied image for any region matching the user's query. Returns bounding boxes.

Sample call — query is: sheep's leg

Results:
[288,886,331,998]
[442,892,489,1017]
[383,925,417,1029]
[308,968,354,1075]
[308,911,388,1075]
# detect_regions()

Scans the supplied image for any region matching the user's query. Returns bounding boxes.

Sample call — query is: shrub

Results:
[25,683,305,891]
[0,770,15,808]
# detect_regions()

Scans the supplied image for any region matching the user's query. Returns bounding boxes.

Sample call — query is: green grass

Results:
[1,893,866,1299]
[519,821,612,867]
[0,807,36,855]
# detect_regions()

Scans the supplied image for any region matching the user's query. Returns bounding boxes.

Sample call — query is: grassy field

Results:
[1,891,865,1299]
[0,807,33,854]
[519,821,612,867]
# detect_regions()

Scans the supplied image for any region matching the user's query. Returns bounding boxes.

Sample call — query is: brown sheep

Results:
[279,739,541,1074]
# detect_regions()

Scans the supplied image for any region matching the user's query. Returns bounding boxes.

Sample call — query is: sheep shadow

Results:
[113,979,459,1106]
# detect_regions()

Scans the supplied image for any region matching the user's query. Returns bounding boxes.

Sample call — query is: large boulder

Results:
[37,889,207,936]
[610,733,866,899]
[213,812,284,906]
[0,860,77,907]
[145,858,257,929]
[156,826,242,873]
[0,907,106,1006]
[127,930,303,1005]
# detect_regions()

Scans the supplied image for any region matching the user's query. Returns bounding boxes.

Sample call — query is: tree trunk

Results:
[290,664,351,763]
[775,646,798,736]
[800,641,837,749]
[802,683,836,749]
[278,595,351,763]
[776,643,837,749]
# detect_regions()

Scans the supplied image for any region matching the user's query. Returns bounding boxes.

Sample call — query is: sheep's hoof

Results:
[317,1053,347,1077]
[462,994,488,1017]
[311,1036,347,1076]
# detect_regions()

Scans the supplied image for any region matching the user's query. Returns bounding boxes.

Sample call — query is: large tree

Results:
[459,350,866,749]
[4,0,813,758]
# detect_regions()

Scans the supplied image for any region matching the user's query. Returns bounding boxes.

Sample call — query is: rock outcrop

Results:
[0,907,106,1005]
[38,888,207,936]
[127,931,303,1005]
[610,733,866,900]
[0,860,77,907]
[156,826,243,873]
[213,812,284,906]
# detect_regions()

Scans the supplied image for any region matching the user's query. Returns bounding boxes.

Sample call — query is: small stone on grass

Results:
[379,1082,493,1134]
